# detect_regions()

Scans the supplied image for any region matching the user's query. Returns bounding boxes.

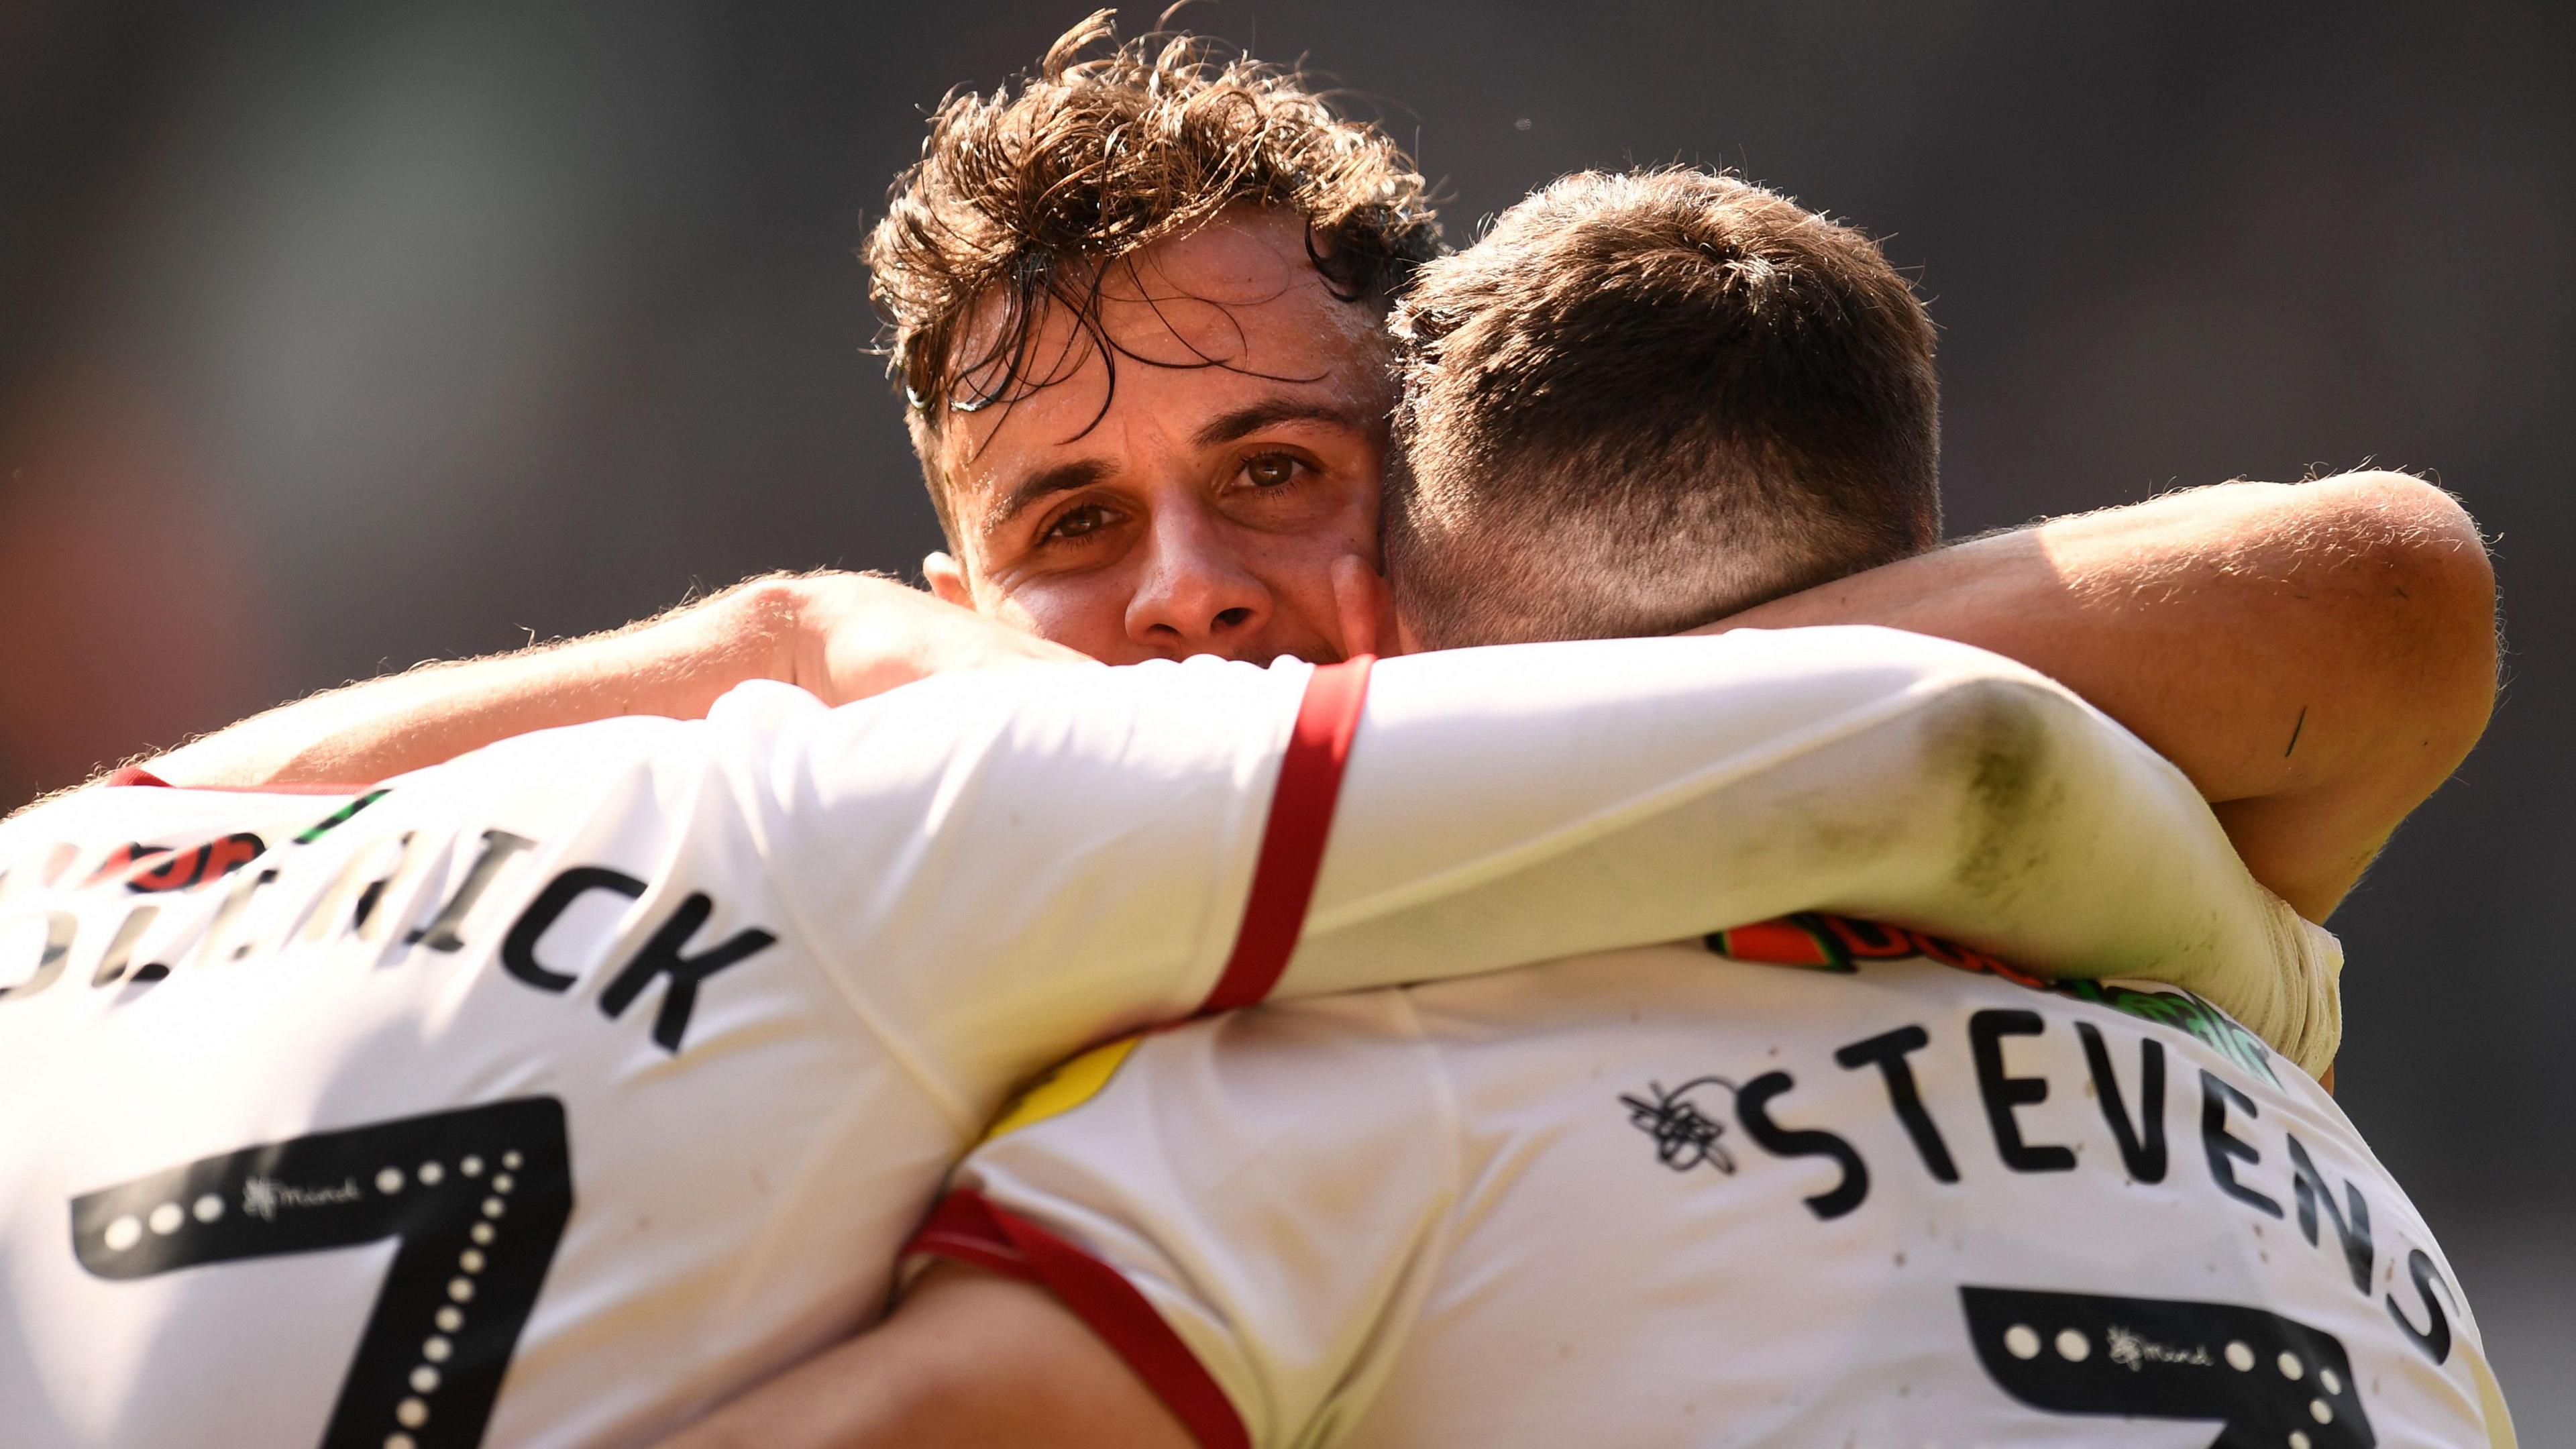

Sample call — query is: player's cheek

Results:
[1244,530,1368,662]
[995,564,1157,663]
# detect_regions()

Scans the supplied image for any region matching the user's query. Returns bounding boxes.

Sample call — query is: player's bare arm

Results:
[124,572,1084,794]
[1711,470,2497,922]
[646,1264,1190,1449]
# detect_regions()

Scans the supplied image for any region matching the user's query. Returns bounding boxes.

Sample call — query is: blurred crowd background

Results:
[5,0,2569,1430]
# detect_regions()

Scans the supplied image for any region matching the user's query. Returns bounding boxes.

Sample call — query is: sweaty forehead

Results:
[932,213,1396,502]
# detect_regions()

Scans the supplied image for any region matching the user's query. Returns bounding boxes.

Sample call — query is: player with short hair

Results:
[881,923,2510,1447]
[651,170,2509,1448]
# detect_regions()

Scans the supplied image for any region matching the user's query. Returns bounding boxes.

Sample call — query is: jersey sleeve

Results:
[706,661,1307,1118]
[904,995,1454,1449]
[716,623,2339,1121]
[1277,629,2341,1077]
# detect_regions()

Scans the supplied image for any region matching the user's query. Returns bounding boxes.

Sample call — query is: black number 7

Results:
[71,1097,573,1449]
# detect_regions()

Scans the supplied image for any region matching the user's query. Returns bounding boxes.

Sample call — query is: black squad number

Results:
[71,1098,573,1449]
[1963,1285,2373,1448]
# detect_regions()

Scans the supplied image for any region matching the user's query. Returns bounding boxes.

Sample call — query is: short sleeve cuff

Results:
[907,1190,1252,1449]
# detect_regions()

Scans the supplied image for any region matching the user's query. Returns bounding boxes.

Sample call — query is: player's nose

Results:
[1123,504,1273,660]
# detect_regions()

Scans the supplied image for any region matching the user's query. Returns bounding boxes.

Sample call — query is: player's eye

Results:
[1239,451,1304,489]
[1042,502,1116,542]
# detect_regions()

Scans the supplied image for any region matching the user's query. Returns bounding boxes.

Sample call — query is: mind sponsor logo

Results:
[241,1175,362,1221]
[2106,1323,2214,1373]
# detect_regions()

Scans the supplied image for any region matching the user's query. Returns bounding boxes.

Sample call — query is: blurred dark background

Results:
[5,0,2569,1428]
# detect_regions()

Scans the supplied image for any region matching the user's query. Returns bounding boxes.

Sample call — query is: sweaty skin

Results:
[649,1263,1193,1449]
[920,207,1395,666]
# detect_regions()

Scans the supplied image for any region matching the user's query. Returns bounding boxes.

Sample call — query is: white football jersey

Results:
[0,629,2340,1448]
[922,923,2510,1449]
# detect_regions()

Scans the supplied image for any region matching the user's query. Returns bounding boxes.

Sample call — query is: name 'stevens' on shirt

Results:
[916,919,2511,1449]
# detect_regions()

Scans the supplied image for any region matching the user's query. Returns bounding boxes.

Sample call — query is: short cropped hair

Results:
[863,12,1441,541]
[1385,169,1941,648]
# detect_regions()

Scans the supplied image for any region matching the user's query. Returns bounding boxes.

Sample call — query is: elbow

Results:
[2319,470,2494,594]
[2317,470,2499,756]
[2315,470,2496,624]
[1913,669,2096,908]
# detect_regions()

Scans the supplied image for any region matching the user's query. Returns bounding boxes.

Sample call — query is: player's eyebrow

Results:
[981,458,1114,540]
[1189,397,1371,449]
[980,398,1370,540]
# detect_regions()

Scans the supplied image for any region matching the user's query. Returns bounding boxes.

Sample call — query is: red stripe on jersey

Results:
[1198,655,1373,1014]
[99,766,370,796]
[909,1191,1250,1449]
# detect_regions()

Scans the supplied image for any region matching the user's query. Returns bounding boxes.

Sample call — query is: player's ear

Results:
[924,552,975,610]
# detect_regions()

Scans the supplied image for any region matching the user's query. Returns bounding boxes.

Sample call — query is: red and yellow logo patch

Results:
[1709,912,2046,989]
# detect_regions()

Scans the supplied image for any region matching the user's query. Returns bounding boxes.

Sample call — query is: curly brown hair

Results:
[863,11,1441,539]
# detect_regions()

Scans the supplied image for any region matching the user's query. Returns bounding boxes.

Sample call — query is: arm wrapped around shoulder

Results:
[1282,627,2341,1078]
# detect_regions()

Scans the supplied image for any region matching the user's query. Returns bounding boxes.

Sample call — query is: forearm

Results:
[133,572,1087,790]
[1712,472,2498,919]
[142,580,805,788]
[649,1265,1189,1449]
[644,1334,926,1449]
